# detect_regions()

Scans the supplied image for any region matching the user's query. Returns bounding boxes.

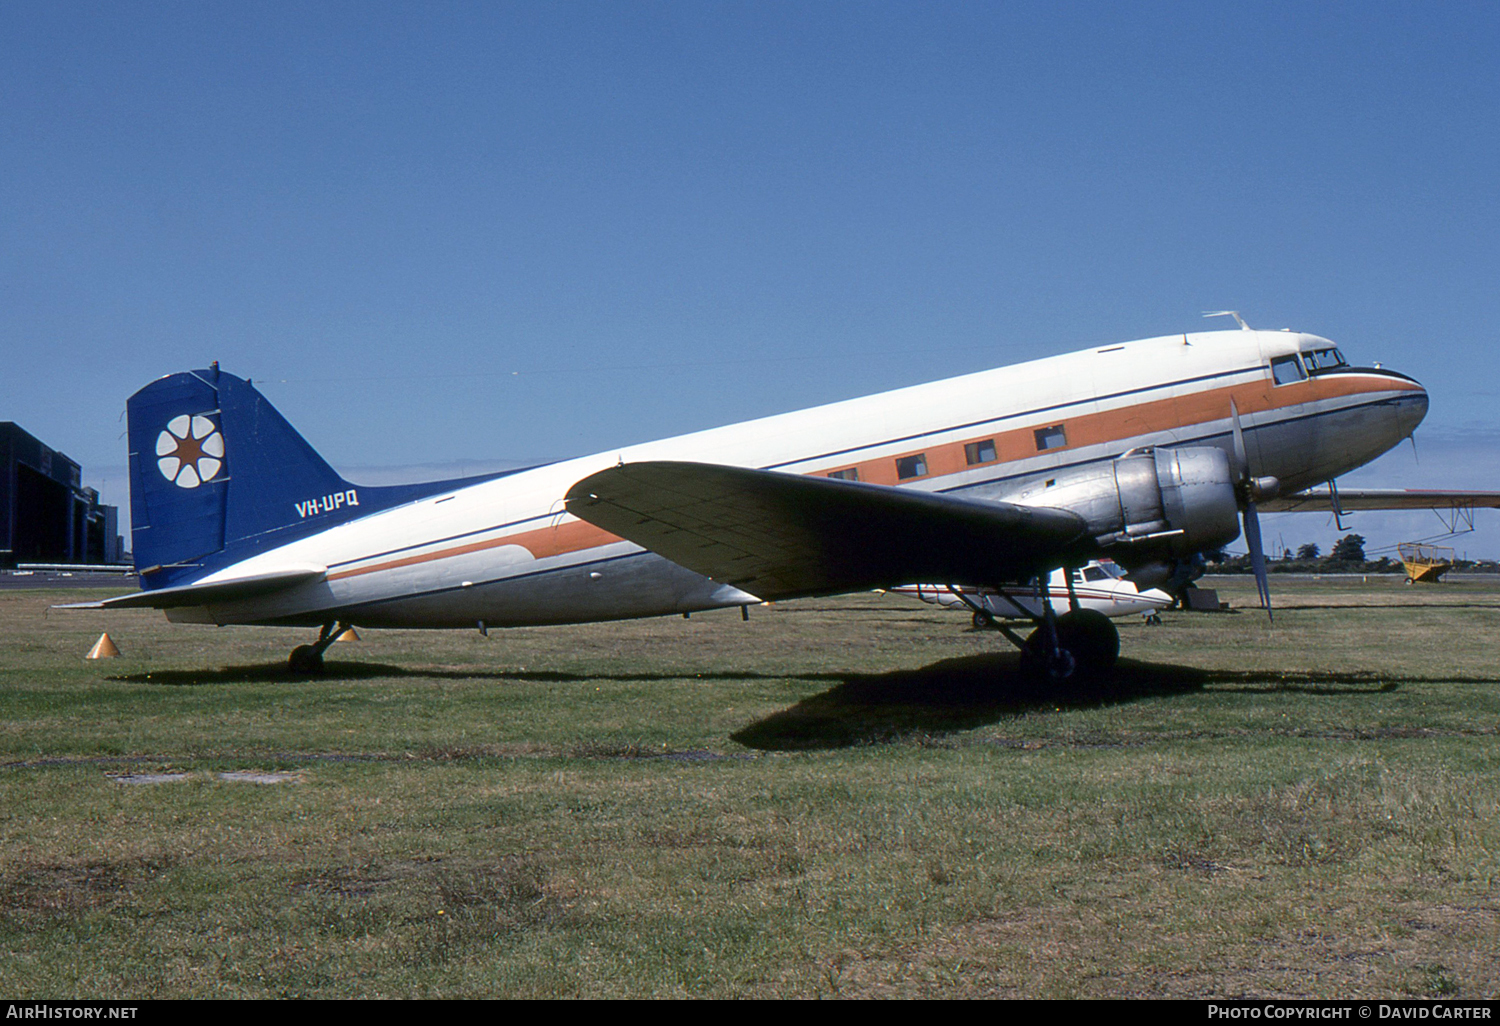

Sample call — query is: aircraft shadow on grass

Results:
[102,652,1495,752]
[732,655,1206,750]
[736,663,1500,751]
[108,661,419,686]
[726,656,1480,751]
[106,662,845,687]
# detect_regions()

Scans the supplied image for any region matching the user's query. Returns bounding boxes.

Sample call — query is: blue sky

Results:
[4,1,1498,557]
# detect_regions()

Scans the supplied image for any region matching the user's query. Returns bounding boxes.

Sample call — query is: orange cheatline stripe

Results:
[326,518,622,582]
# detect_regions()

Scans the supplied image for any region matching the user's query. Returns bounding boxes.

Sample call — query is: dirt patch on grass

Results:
[0,856,176,922]
[291,855,567,933]
[107,771,191,784]
[435,858,564,929]
[216,770,302,784]
[822,900,1500,998]
[291,860,402,899]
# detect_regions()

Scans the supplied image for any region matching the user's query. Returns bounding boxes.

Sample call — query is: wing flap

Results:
[55,565,326,610]
[564,462,1088,600]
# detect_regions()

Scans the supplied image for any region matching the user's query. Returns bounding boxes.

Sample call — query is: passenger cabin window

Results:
[1034,424,1067,451]
[895,454,928,480]
[1270,355,1307,385]
[826,467,859,481]
[965,439,997,465]
[1303,348,1348,372]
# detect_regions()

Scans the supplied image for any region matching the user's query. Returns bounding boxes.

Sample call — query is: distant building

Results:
[0,423,123,566]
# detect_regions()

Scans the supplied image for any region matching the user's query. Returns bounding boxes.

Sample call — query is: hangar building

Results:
[0,422,122,567]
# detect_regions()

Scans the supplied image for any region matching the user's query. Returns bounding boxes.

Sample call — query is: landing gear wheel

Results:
[972,610,989,629]
[288,644,326,675]
[1020,636,1077,682]
[287,621,353,675]
[1020,609,1120,682]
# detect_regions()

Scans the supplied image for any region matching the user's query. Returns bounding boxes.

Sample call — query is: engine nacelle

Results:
[999,447,1241,560]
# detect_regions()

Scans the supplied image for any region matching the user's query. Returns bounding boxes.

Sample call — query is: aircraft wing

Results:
[54,565,326,610]
[564,461,1088,600]
[1261,489,1500,513]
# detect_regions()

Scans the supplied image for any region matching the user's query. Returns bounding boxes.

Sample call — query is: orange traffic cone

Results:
[335,627,360,642]
[87,633,120,659]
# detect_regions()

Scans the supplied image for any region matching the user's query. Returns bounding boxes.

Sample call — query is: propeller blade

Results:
[1229,397,1249,482]
[1242,500,1273,621]
[1231,398,1273,621]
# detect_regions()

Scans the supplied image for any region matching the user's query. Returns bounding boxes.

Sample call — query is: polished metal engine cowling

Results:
[1000,447,1240,559]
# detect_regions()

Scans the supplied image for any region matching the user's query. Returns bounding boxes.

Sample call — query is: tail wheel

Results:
[287,645,325,675]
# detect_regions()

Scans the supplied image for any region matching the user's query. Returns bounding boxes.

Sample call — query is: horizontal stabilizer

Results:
[1262,488,1500,513]
[55,566,326,611]
[564,461,1088,600]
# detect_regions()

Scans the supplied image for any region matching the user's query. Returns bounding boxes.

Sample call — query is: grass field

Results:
[2,575,1498,998]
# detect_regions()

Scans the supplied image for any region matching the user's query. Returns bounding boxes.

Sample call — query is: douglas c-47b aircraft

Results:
[67,321,1499,680]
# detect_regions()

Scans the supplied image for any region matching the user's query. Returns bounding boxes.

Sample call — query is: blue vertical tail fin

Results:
[127,365,511,589]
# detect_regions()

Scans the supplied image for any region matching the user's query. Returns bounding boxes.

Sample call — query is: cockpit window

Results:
[1303,348,1348,372]
[1271,355,1307,385]
[1082,566,1110,582]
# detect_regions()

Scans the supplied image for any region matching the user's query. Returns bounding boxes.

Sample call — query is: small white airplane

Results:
[894,561,1172,628]
[67,320,1500,679]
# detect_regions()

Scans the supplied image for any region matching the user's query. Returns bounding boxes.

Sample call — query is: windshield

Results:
[1303,348,1348,372]
[1271,355,1307,384]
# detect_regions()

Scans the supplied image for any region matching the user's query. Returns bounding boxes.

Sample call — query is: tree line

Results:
[1207,534,1498,574]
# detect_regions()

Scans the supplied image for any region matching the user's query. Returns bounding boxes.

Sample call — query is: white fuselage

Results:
[172,329,1427,628]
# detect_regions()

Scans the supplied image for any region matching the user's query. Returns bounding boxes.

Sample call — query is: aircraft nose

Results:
[1396,381,1429,439]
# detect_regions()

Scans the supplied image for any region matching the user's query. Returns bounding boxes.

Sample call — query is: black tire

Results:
[1059,609,1120,672]
[287,644,325,675]
[1020,609,1120,681]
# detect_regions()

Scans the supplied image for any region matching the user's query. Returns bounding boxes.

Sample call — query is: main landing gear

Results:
[953,578,1120,683]
[287,621,351,674]
[1018,609,1119,681]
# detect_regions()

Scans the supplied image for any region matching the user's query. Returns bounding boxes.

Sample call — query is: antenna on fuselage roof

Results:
[1203,310,1252,331]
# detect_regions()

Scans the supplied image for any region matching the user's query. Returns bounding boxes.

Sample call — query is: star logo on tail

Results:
[156,414,224,488]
